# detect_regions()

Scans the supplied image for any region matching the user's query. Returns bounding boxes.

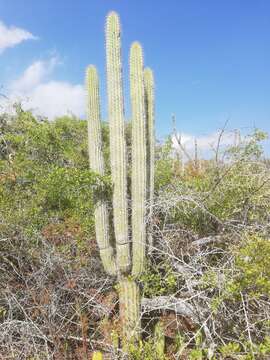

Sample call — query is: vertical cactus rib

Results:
[119,278,141,342]
[86,65,116,276]
[144,68,155,249]
[106,12,130,273]
[130,42,147,277]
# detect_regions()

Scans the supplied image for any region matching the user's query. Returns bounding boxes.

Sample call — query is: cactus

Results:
[86,11,155,344]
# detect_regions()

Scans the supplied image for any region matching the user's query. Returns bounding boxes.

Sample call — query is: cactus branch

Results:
[130,42,147,277]
[86,65,116,276]
[106,12,130,273]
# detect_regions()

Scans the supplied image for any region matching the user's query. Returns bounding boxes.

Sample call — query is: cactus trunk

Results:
[118,278,141,343]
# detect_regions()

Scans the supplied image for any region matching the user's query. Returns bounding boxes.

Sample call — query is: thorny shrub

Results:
[0,107,269,359]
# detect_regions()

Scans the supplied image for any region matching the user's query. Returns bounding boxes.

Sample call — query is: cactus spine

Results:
[86,66,116,276]
[130,42,147,276]
[144,68,155,249]
[86,11,155,343]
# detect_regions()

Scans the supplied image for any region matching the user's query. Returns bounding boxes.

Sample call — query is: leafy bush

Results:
[226,235,270,298]
[1,107,269,359]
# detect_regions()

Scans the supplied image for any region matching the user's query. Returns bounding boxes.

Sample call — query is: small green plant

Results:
[219,342,241,358]
[140,261,177,297]
[226,235,270,298]
[128,338,167,360]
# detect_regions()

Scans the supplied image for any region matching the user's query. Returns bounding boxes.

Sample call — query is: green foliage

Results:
[158,130,270,237]
[155,137,174,191]
[92,351,103,360]
[217,337,270,359]
[1,109,88,169]
[226,235,270,298]
[0,107,109,245]
[219,342,241,357]
[227,129,268,160]
[1,102,269,358]
[128,339,167,360]
[139,261,177,297]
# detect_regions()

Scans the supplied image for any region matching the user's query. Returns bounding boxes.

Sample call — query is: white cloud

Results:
[0,21,37,53]
[172,130,237,158]
[21,81,85,119]
[10,57,59,92]
[174,131,235,150]
[8,58,85,119]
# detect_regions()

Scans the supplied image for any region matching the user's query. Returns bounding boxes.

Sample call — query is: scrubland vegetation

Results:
[1,9,270,360]
[0,105,269,359]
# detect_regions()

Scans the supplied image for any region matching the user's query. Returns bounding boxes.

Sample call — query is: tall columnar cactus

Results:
[86,11,155,343]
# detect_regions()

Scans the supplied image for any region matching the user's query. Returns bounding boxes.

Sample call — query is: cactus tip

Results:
[144,67,153,77]
[86,64,96,76]
[130,42,144,65]
[131,41,143,52]
[106,11,120,30]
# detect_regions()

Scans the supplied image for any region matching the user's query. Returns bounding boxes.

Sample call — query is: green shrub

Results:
[139,261,177,297]
[227,235,270,298]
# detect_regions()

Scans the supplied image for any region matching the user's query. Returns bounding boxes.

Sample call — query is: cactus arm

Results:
[86,65,116,276]
[130,42,147,277]
[144,68,155,249]
[106,12,130,274]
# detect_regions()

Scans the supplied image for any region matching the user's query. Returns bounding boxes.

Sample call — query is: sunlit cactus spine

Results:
[86,11,155,344]
[130,41,147,277]
[144,67,155,249]
[86,65,116,276]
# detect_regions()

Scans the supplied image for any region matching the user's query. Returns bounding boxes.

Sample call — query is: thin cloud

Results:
[10,57,59,93]
[172,131,237,159]
[0,21,37,53]
[8,57,85,119]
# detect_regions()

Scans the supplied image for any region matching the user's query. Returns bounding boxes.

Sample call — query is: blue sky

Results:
[0,0,269,151]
